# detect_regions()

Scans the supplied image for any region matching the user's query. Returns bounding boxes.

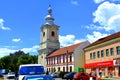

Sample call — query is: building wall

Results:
[74,41,90,69]
[85,41,120,64]
[85,37,120,77]
[46,53,74,72]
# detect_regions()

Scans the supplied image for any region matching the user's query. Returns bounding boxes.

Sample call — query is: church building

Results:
[38,5,90,72]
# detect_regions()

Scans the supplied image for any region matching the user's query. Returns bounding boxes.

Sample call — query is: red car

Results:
[73,72,96,80]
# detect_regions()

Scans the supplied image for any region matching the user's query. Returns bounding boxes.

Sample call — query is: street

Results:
[54,78,68,80]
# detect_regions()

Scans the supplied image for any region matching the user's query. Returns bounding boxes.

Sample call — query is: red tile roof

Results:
[86,31,120,48]
[46,42,84,58]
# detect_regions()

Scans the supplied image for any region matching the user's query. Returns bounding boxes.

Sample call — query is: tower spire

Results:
[48,4,52,14]
[45,5,54,25]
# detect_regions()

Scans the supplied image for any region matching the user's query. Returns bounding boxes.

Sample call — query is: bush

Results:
[59,72,69,78]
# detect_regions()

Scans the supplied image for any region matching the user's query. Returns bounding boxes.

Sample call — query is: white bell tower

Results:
[38,5,60,69]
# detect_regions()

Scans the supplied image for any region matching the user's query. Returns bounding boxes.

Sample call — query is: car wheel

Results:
[79,78,82,80]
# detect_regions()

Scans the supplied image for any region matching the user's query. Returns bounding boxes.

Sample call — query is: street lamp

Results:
[66,47,68,72]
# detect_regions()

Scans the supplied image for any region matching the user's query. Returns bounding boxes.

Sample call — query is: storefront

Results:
[113,59,120,77]
[85,60,115,77]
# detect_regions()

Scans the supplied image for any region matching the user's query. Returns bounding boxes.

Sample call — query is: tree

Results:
[0,56,11,69]
[17,55,38,67]
[0,50,38,73]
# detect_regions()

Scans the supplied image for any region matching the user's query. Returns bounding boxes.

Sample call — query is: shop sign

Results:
[113,60,120,66]
[85,60,113,68]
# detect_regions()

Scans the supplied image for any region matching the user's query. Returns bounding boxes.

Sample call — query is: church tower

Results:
[38,5,60,69]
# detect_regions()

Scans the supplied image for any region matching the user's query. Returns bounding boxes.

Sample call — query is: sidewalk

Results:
[112,77,120,80]
[99,77,120,80]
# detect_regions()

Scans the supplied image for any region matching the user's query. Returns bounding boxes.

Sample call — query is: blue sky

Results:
[0,0,120,57]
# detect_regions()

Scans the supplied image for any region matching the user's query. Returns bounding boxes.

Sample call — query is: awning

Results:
[84,60,113,68]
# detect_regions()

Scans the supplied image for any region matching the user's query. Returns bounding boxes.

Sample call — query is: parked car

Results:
[63,72,76,79]
[73,72,96,80]
[5,72,15,80]
[50,72,59,78]
[23,75,55,80]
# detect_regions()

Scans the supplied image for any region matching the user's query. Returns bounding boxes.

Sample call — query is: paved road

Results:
[55,78,74,80]
[54,78,67,80]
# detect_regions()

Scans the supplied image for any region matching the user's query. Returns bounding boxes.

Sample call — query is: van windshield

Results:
[19,66,45,75]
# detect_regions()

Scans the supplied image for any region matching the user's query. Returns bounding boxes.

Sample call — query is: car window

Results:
[19,66,45,75]
[27,77,44,80]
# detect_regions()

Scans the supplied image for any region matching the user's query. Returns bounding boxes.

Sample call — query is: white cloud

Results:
[86,24,104,30]
[86,31,109,43]
[71,0,79,6]
[0,48,16,57]
[93,1,120,31]
[93,0,120,4]
[94,0,105,4]
[12,38,21,42]
[0,45,39,58]
[59,35,83,47]
[21,45,39,53]
[0,19,11,30]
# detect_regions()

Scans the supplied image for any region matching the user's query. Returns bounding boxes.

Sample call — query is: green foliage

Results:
[0,56,11,69]
[0,50,38,73]
[59,71,69,78]
[51,67,56,72]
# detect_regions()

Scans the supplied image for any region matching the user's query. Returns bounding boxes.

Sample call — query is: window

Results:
[101,50,104,57]
[63,55,65,63]
[110,48,114,56]
[97,51,100,58]
[106,49,109,56]
[19,65,45,75]
[117,46,120,55]
[47,59,48,65]
[59,56,61,63]
[57,57,58,64]
[70,54,72,62]
[90,53,92,59]
[70,66,72,72]
[93,52,96,59]
[43,32,45,37]
[54,57,55,64]
[51,31,55,37]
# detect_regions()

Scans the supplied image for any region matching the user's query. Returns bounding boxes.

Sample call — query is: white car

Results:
[5,72,15,80]
[50,72,59,78]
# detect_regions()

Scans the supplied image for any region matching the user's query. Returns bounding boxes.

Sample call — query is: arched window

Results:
[51,31,55,37]
[58,67,60,72]
[70,66,72,72]
[43,32,45,37]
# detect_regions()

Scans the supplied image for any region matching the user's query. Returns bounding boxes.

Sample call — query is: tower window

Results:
[43,32,45,37]
[51,31,55,37]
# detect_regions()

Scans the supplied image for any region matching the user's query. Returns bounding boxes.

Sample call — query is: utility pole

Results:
[66,47,68,72]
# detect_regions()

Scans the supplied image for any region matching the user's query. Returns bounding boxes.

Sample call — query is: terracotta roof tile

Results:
[86,31,120,48]
[46,42,84,58]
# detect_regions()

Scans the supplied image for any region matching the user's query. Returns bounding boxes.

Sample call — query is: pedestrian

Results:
[46,71,49,75]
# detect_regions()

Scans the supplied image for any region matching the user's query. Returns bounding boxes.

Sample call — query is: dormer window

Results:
[51,31,55,37]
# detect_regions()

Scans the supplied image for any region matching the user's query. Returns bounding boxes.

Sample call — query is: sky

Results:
[0,0,120,57]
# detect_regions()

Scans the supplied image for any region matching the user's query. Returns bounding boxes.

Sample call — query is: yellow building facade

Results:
[84,32,120,77]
